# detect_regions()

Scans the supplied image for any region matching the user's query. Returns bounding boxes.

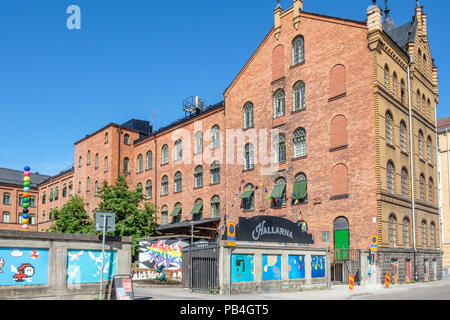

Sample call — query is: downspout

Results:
[446,129,449,251]
[407,55,418,281]
[117,126,122,178]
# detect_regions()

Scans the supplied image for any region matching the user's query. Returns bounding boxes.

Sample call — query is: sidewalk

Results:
[133,278,450,300]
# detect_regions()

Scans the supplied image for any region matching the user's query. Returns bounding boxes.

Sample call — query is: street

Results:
[133,277,450,300]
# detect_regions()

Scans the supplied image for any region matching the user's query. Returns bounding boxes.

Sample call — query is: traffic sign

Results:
[95,212,116,232]
[227,222,236,247]
[370,235,378,252]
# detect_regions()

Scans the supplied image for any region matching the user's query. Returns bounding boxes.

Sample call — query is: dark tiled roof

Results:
[0,168,52,189]
[437,118,450,132]
[384,20,418,54]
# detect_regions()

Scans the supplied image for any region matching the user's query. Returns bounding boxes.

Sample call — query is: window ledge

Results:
[401,151,409,157]
[145,168,153,172]
[290,60,306,70]
[330,145,348,152]
[291,155,307,161]
[242,168,255,173]
[291,108,306,115]
[271,76,286,85]
[330,194,350,201]
[386,143,396,150]
[428,161,434,168]
[328,92,347,102]
[161,163,169,167]
[420,158,426,164]
[210,182,221,186]
[243,126,255,132]
[193,186,203,190]
[243,209,255,213]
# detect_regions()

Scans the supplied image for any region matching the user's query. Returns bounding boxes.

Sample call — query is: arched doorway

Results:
[333,217,349,261]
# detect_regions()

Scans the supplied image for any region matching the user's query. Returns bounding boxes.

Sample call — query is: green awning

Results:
[271,184,286,199]
[170,207,182,217]
[190,203,203,214]
[292,181,307,200]
[240,188,254,199]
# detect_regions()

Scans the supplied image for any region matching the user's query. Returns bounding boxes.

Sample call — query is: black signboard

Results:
[235,216,314,244]
[111,274,135,300]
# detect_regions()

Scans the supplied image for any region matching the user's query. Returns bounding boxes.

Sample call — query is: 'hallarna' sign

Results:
[235,216,314,244]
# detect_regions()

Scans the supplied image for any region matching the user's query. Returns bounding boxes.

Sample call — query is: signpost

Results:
[370,235,378,264]
[322,231,330,289]
[227,222,236,296]
[95,211,116,300]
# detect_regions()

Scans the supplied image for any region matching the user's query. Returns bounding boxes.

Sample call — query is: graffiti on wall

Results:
[66,250,117,284]
[139,239,189,271]
[262,255,282,281]
[0,248,49,286]
[311,256,326,278]
[231,254,254,283]
[288,255,305,279]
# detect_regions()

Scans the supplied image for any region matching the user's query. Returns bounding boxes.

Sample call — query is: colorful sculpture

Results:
[22,166,31,231]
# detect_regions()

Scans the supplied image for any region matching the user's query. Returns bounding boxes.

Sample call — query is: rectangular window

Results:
[2,212,10,223]
[3,193,10,205]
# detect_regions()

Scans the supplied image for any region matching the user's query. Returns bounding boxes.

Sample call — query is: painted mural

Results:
[262,255,282,281]
[0,248,49,286]
[139,239,189,271]
[311,255,326,278]
[231,254,254,283]
[66,250,117,284]
[288,255,305,279]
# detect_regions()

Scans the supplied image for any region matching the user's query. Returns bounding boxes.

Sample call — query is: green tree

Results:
[96,175,160,256]
[48,195,95,234]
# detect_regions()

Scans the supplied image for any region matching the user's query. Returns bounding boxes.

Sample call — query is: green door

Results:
[334,229,349,261]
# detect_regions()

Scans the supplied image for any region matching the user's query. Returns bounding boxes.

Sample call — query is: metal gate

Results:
[181,243,219,293]
[331,249,361,285]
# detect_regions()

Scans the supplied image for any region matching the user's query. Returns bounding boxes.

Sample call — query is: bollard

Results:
[349,275,355,290]
[385,273,391,288]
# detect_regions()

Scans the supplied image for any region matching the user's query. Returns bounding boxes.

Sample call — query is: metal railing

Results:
[330,249,361,285]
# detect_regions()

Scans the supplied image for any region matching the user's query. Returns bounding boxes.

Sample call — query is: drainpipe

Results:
[446,129,449,251]
[407,55,418,281]
[117,126,122,178]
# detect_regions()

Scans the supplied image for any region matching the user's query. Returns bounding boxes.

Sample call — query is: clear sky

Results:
[0,0,448,176]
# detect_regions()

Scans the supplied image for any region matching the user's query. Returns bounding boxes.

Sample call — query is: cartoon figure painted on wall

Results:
[66,250,117,284]
[12,264,35,282]
[262,255,282,281]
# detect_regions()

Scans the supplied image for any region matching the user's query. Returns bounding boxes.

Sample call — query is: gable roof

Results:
[0,168,51,189]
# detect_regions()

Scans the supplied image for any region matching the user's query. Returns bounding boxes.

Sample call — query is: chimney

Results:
[293,0,303,30]
[367,1,382,33]
[274,0,283,40]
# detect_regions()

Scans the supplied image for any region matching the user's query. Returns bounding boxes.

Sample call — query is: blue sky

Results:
[0,0,448,176]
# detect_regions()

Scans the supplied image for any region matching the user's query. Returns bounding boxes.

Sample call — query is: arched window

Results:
[420,174,426,202]
[387,161,395,194]
[95,181,99,195]
[194,166,203,188]
[69,183,73,195]
[241,184,255,211]
[272,177,287,207]
[104,156,109,173]
[430,222,436,249]
[330,115,348,149]
[428,178,434,205]
[211,196,221,218]
[427,98,431,120]
[87,150,91,165]
[400,121,407,152]
[423,54,427,73]
[292,35,305,65]
[105,132,109,143]
[162,145,169,164]
[418,49,423,70]
[145,180,152,199]
[172,203,182,224]
[274,134,286,163]
[161,205,168,225]
[243,102,254,129]
[194,132,203,154]
[95,153,99,169]
[401,168,409,198]
[416,90,421,112]
[174,140,183,161]
[427,136,432,162]
[124,134,130,145]
[273,89,285,118]
[244,143,255,170]
[79,156,82,168]
[161,176,169,196]
[329,64,346,98]
[123,157,130,174]
[146,151,152,170]
[334,217,350,259]
[136,183,143,194]
[422,94,426,116]
[384,65,390,91]
[211,161,221,184]
[418,130,424,159]
[192,199,203,221]
[385,111,393,145]
[421,220,428,248]
[293,128,307,158]
[403,217,410,248]
[293,81,306,111]
[392,72,398,98]
[211,125,221,149]
[388,214,397,248]
[137,154,143,173]
[174,172,182,193]
[86,177,90,192]
[400,79,406,104]
[294,173,308,204]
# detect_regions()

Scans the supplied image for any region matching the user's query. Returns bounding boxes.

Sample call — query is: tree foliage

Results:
[48,195,95,234]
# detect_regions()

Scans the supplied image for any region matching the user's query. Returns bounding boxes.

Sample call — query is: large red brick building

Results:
[2,0,440,283]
